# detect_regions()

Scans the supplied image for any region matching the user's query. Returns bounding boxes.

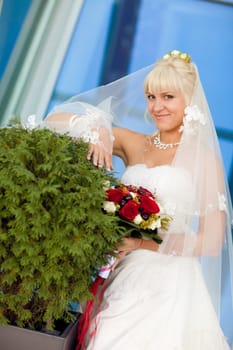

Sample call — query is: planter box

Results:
[0,317,80,350]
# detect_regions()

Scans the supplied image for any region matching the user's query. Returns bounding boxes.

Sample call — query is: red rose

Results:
[118,200,140,221]
[139,196,160,214]
[137,186,154,197]
[106,188,124,203]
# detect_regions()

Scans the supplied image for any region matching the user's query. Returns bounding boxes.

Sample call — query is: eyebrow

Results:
[160,91,176,94]
[146,91,176,95]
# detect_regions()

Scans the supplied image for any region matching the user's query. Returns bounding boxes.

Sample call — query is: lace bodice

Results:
[121,164,196,234]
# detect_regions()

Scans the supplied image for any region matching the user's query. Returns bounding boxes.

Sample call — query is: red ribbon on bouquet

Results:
[76,274,107,350]
[76,253,117,348]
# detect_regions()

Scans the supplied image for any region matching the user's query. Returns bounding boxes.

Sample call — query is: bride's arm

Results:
[119,209,226,257]
[157,213,225,257]
[45,111,115,170]
[156,158,227,257]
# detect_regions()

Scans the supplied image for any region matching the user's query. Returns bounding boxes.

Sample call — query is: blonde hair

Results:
[144,56,196,104]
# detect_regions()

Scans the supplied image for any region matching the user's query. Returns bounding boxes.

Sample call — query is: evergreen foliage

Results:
[0,125,125,331]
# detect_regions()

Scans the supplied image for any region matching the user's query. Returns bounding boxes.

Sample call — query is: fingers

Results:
[104,152,113,171]
[87,145,94,161]
[87,144,113,171]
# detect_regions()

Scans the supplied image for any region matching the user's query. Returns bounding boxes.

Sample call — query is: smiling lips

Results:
[154,114,170,120]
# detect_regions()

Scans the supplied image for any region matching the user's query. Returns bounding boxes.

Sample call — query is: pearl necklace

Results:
[153,133,181,150]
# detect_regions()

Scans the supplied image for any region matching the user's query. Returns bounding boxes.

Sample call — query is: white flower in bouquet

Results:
[103,201,116,213]
[147,218,161,230]
[133,214,143,225]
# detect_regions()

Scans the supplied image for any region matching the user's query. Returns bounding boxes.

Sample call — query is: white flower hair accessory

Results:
[179,105,206,135]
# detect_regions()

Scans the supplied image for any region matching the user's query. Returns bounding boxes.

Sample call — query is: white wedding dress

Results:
[86,164,230,350]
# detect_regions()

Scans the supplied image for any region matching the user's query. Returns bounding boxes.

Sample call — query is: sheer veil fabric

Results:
[45,59,233,329]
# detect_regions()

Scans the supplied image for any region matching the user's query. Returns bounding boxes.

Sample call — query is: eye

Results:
[147,94,155,100]
[164,94,174,100]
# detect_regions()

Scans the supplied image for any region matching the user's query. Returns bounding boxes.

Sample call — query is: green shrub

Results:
[0,125,125,331]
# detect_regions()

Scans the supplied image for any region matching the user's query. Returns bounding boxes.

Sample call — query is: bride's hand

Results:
[87,143,113,171]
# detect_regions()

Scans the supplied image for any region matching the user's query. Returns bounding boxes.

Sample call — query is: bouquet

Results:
[96,183,171,280]
[103,183,171,243]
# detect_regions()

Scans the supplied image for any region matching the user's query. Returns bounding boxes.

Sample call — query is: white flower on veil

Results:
[179,104,206,135]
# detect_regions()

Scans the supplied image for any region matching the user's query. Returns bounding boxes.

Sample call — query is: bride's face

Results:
[146,89,186,133]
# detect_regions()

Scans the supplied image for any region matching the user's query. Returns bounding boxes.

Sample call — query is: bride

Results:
[45,50,233,349]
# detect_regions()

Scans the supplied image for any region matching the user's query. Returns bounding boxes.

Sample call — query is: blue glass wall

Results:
[47,0,115,112]
[0,0,32,79]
